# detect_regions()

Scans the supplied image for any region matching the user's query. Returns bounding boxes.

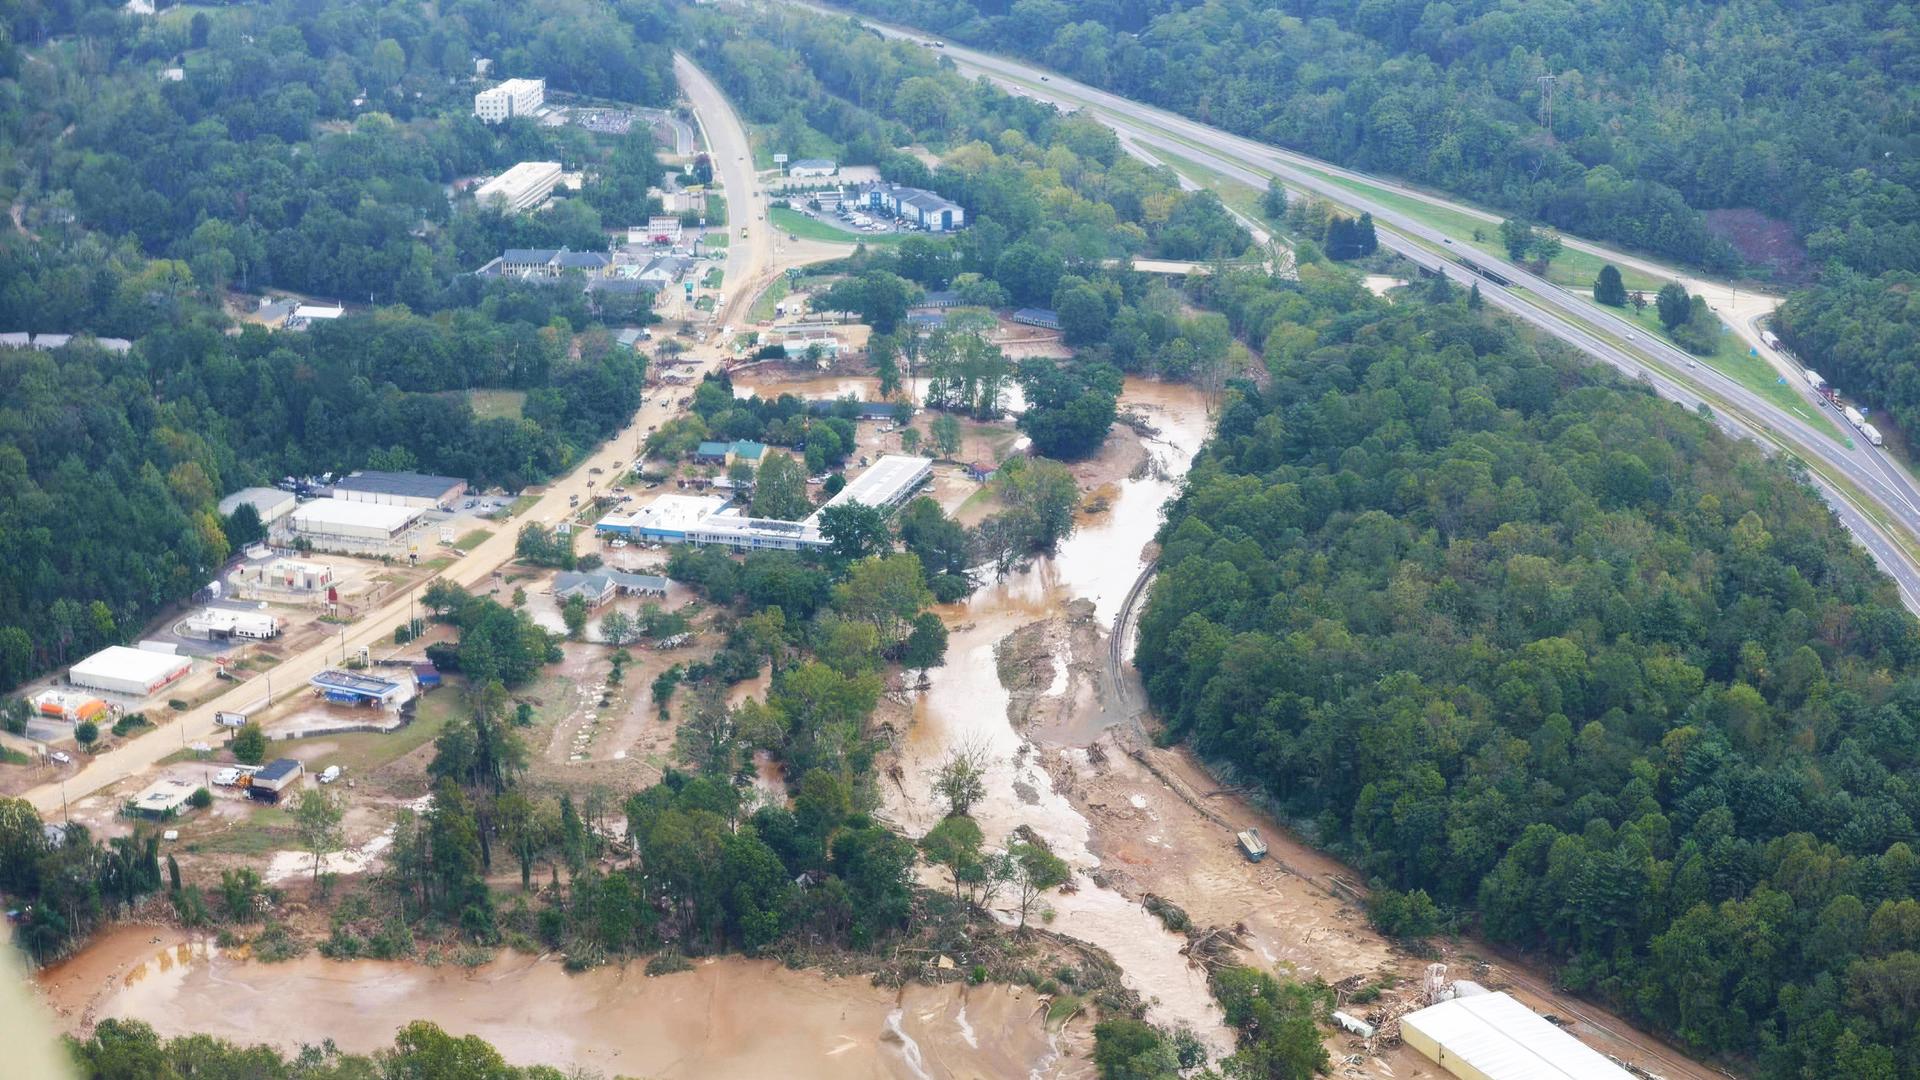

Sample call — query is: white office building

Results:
[474,162,565,212]
[474,77,545,123]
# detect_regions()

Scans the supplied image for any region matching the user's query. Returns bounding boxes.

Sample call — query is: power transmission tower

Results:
[1536,74,1557,134]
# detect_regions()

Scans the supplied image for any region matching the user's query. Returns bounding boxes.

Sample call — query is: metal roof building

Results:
[330,470,468,509]
[290,500,422,545]
[597,493,728,541]
[69,646,192,697]
[310,669,406,706]
[808,454,931,521]
[1400,992,1632,1080]
[218,486,297,524]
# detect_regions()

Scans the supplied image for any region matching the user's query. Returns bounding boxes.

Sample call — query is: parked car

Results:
[213,767,241,787]
[49,751,71,764]
[609,539,629,548]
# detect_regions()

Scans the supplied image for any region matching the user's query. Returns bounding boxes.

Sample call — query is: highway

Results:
[26,58,773,818]
[788,1,1920,613]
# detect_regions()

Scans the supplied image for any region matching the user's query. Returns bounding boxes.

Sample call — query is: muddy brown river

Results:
[52,927,1084,1079]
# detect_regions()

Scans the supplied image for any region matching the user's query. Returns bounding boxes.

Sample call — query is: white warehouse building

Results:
[69,645,192,698]
[217,487,296,525]
[1401,991,1632,1080]
[474,162,564,212]
[474,77,545,123]
[290,499,422,553]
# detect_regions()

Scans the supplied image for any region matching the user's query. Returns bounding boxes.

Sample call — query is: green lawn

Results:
[701,268,724,289]
[770,205,900,246]
[749,275,792,323]
[705,193,727,227]
[703,231,729,248]
[466,389,526,421]
[504,494,540,518]
[454,529,492,552]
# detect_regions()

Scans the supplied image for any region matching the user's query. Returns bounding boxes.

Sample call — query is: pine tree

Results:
[1594,264,1627,306]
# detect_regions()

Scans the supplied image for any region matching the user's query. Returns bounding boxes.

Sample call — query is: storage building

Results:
[1400,991,1632,1080]
[218,487,297,525]
[290,500,421,550]
[128,778,198,820]
[808,454,931,520]
[474,161,564,212]
[788,158,837,178]
[331,470,467,509]
[69,646,192,697]
[248,758,305,803]
[32,690,107,724]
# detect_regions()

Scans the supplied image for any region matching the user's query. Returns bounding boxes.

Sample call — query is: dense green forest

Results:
[840,0,1920,440]
[0,0,672,690]
[1135,267,1920,1076]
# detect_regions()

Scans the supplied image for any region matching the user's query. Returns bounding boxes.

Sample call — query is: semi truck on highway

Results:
[1803,369,1827,392]
[1845,405,1867,429]
[1862,422,1885,447]
[1763,330,1783,350]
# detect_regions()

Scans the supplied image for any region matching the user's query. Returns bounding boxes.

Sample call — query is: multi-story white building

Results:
[473,78,545,124]
[473,161,564,212]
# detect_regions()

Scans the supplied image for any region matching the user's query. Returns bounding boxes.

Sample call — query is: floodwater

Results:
[68,929,1085,1079]
[731,372,1032,415]
[888,379,1230,1049]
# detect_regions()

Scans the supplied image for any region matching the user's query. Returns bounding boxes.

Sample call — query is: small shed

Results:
[1237,828,1268,862]
[248,758,305,803]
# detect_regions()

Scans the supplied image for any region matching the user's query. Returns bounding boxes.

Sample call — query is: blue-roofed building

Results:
[309,669,406,707]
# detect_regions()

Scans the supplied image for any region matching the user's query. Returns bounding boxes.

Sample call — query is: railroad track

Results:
[1108,559,1158,709]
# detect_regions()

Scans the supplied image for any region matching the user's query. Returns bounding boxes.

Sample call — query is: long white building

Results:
[474,162,564,212]
[289,499,421,553]
[69,646,192,698]
[474,77,545,123]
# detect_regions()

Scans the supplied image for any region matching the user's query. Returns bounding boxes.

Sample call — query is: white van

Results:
[319,765,342,784]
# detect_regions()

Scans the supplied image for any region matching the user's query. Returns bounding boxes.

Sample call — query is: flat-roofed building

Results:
[290,500,421,553]
[808,454,931,521]
[474,77,545,123]
[474,161,564,212]
[686,511,827,552]
[331,470,467,509]
[128,778,199,820]
[184,608,281,641]
[69,645,192,697]
[597,494,729,541]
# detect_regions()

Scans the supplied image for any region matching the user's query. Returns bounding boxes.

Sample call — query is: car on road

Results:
[1040,75,1049,81]
[1625,333,1635,341]
[49,751,71,764]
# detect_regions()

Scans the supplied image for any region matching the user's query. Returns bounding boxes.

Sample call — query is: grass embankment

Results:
[749,276,792,323]
[704,193,727,227]
[466,389,526,422]
[454,530,492,552]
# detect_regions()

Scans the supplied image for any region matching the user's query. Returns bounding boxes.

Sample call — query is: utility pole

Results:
[1536,74,1557,135]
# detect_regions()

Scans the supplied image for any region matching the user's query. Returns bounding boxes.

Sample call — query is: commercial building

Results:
[1401,991,1632,1080]
[855,182,966,232]
[331,470,467,510]
[218,487,297,525]
[474,161,564,212]
[310,669,406,707]
[682,454,931,553]
[68,645,192,697]
[32,690,107,724]
[597,493,729,542]
[289,500,422,552]
[780,333,841,362]
[474,77,545,123]
[235,558,333,592]
[788,158,837,178]
[286,303,344,329]
[183,608,281,641]
[631,217,684,245]
[1013,308,1063,330]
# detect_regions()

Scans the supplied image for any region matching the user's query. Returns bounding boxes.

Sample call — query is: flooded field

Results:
[54,928,1089,1079]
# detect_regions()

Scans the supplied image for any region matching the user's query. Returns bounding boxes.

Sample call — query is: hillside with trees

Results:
[843,0,1920,438]
[1135,267,1920,1076]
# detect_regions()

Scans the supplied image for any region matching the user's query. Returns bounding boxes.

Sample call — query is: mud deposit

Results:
[63,931,1088,1079]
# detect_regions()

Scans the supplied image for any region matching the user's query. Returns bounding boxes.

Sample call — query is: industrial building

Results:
[780,333,841,362]
[473,77,545,123]
[631,217,683,245]
[289,499,422,553]
[286,303,344,329]
[217,487,297,525]
[183,608,281,641]
[68,645,192,697]
[1401,991,1632,1080]
[474,161,564,212]
[309,669,406,707]
[234,558,333,593]
[597,493,729,542]
[788,158,837,178]
[331,470,467,509]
